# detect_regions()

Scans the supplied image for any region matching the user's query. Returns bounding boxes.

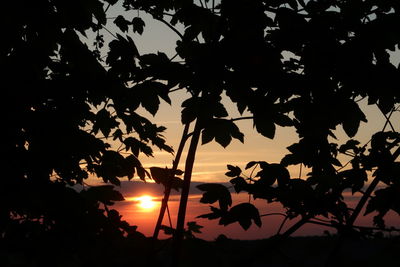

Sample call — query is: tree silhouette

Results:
[3,0,400,266]
[115,0,400,264]
[2,1,174,266]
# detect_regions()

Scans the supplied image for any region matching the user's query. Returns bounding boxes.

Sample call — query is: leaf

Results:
[274,113,293,127]
[137,166,148,181]
[149,167,183,191]
[104,0,118,5]
[342,101,367,138]
[114,15,130,33]
[213,102,229,118]
[215,133,232,148]
[197,206,224,220]
[95,150,131,183]
[160,225,175,235]
[288,179,315,201]
[181,96,230,125]
[92,109,119,138]
[201,119,244,148]
[245,161,260,170]
[187,221,203,233]
[287,0,298,10]
[83,185,124,206]
[225,165,242,177]
[340,169,367,194]
[256,163,290,187]
[201,127,214,144]
[123,137,146,156]
[230,177,249,193]
[135,83,161,116]
[365,186,400,217]
[132,17,145,35]
[219,203,262,230]
[196,183,232,211]
[112,129,124,142]
[253,116,276,139]
[339,140,360,154]
[181,97,199,124]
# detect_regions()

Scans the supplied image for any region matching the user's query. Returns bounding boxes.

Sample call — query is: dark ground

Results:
[148,235,400,267]
[2,235,399,267]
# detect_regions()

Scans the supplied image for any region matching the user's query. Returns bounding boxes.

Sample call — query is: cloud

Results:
[116,180,232,198]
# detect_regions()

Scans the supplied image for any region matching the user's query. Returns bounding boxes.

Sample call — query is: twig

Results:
[308,220,400,232]
[231,116,253,122]
[299,163,303,178]
[279,215,312,238]
[154,17,184,39]
[166,203,173,228]
[380,105,396,132]
[104,3,111,13]
[277,216,289,235]
[260,212,287,218]
[101,25,118,39]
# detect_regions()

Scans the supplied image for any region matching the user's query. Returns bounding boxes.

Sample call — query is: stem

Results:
[346,176,380,227]
[279,215,311,238]
[260,213,287,217]
[154,17,184,39]
[308,220,400,232]
[104,3,111,13]
[198,0,205,8]
[277,216,289,235]
[299,163,303,178]
[231,116,253,122]
[380,105,396,132]
[392,146,400,160]
[153,123,190,239]
[100,25,118,39]
[343,105,397,228]
[166,203,173,228]
[172,120,202,266]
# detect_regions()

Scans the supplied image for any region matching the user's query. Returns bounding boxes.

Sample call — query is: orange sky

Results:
[91,92,399,240]
[87,8,400,240]
[114,188,400,240]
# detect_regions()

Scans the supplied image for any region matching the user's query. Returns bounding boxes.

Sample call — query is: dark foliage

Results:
[3,0,400,266]
[1,0,173,265]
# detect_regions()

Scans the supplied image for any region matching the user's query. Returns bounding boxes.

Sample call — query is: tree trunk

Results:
[172,121,201,266]
[152,123,190,240]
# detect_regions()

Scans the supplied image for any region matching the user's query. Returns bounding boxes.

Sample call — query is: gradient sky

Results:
[111,181,400,240]
[85,6,400,240]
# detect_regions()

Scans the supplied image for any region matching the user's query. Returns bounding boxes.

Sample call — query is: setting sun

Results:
[136,195,156,210]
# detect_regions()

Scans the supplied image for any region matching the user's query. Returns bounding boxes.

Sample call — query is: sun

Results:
[136,195,156,210]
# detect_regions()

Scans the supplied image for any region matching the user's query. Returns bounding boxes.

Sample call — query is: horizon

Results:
[82,179,400,240]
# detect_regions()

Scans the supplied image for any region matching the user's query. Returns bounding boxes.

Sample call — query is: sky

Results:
[111,180,400,240]
[84,4,400,240]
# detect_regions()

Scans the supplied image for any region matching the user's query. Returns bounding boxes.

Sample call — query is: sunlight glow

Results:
[136,195,156,210]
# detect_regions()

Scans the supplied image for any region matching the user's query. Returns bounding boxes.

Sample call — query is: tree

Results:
[114,0,400,264]
[1,1,173,265]
[191,0,400,231]
[3,0,400,266]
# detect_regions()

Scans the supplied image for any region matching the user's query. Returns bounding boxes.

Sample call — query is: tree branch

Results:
[172,120,202,265]
[231,116,253,122]
[260,212,287,217]
[154,16,184,39]
[153,123,190,240]
[380,105,396,132]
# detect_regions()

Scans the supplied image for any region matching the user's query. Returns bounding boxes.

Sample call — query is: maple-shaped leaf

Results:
[114,15,130,32]
[219,203,262,230]
[132,17,145,35]
[196,183,232,211]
